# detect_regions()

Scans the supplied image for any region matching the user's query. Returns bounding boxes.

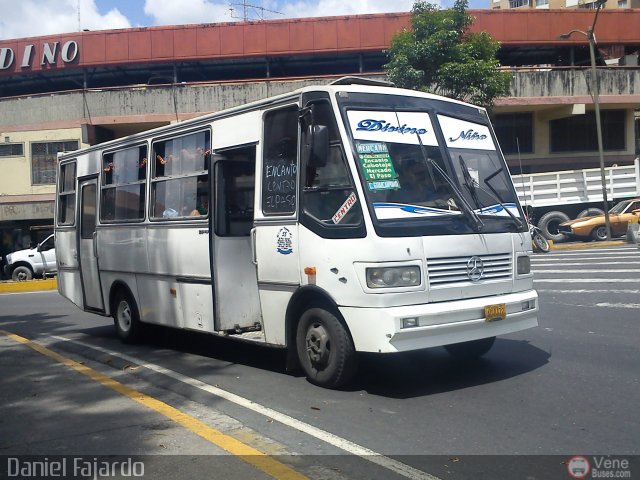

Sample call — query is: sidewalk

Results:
[0,278,57,293]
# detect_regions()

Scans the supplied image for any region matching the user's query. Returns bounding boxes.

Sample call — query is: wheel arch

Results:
[8,261,34,274]
[107,280,137,318]
[284,285,354,370]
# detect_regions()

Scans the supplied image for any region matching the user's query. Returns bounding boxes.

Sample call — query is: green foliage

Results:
[384,0,512,109]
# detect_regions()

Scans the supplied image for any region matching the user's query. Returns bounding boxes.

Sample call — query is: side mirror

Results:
[303,125,329,168]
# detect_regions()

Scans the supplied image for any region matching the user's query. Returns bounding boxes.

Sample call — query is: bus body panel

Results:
[260,288,294,346]
[98,226,150,277]
[212,235,262,332]
[57,269,84,310]
[254,223,300,284]
[145,225,209,278]
[254,223,300,345]
[211,110,262,150]
[179,282,215,333]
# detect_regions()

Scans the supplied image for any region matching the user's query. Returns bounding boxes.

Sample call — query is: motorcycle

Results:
[529,222,550,253]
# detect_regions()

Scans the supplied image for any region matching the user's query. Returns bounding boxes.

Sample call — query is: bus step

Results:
[230,330,266,343]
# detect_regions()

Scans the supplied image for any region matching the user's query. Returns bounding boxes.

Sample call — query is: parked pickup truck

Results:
[3,234,57,281]
[512,158,640,242]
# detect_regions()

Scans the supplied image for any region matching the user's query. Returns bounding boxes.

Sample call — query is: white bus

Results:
[55,78,538,389]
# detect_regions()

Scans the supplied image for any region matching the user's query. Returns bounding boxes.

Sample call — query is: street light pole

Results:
[560,0,611,240]
[587,21,611,240]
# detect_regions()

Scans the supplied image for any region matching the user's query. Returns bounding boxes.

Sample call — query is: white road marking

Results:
[50,334,440,480]
[595,303,640,309]
[531,257,639,264]
[536,289,640,294]
[534,279,640,283]
[532,261,640,267]
[534,269,640,273]
[0,290,58,296]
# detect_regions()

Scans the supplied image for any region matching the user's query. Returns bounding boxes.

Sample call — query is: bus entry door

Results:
[78,177,104,311]
[211,159,262,332]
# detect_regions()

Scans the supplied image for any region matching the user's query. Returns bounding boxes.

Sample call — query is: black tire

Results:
[11,265,33,281]
[113,290,143,344]
[532,232,550,253]
[577,208,605,219]
[445,337,496,360]
[537,211,570,243]
[296,307,357,389]
[592,225,608,241]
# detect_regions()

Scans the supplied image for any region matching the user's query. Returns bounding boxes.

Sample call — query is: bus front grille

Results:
[427,253,512,288]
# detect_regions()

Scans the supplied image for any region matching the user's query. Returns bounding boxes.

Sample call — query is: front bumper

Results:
[339,290,538,353]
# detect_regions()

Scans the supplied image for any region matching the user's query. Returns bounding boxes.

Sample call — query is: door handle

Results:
[93,231,99,259]
[250,227,257,265]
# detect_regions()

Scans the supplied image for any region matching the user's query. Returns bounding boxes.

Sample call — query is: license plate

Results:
[485,303,506,322]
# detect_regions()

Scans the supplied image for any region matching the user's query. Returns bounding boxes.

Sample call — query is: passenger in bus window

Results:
[161,186,180,219]
[190,193,208,216]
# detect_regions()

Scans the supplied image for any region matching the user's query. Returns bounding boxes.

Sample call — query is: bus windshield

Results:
[345,108,522,225]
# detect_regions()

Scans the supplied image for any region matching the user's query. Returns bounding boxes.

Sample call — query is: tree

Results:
[384,0,511,109]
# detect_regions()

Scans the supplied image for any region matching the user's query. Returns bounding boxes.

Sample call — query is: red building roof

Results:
[1,10,639,78]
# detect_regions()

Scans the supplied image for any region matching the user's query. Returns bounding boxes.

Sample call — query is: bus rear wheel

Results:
[296,307,357,389]
[113,290,143,344]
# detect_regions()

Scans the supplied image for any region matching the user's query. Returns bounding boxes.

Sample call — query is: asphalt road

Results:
[1,244,638,480]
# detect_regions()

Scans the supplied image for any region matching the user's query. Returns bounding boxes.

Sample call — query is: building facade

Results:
[491,0,640,10]
[1,9,639,262]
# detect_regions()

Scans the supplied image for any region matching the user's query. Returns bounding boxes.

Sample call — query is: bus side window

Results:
[58,162,76,226]
[301,101,363,227]
[261,106,298,216]
[151,130,211,220]
[100,145,147,223]
[215,146,256,237]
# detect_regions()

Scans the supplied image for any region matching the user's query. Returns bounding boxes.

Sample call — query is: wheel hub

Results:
[305,322,330,366]
[117,301,132,331]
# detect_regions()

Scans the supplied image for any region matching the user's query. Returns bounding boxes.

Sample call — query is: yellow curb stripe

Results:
[0,330,307,480]
[550,240,627,251]
[0,278,57,293]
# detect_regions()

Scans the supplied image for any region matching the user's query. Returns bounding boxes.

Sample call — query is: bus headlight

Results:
[366,266,421,288]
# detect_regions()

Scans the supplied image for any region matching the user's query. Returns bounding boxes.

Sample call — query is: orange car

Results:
[558,198,640,241]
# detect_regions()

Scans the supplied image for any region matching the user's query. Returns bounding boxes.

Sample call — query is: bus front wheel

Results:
[113,290,143,344]
[296,308,357,389]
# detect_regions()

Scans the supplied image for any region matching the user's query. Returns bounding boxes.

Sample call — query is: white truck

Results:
[2,234,57,281]
[511,158,640,241]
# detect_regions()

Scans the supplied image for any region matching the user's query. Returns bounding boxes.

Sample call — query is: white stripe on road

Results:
[536,289,640,294]
[50,335,439,480]
[531,256,639,263]
[534,278,640,284]
[532,262,640,266]
[595,302,640,309]
[0,290,59,296]
[534,269,640,273]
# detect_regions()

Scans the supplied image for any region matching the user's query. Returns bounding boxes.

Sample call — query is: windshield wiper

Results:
[458,155,482,208]
[416,136,484,232]
[483,166,525,230]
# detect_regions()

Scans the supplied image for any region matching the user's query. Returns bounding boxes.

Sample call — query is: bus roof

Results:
[58,77,485,161]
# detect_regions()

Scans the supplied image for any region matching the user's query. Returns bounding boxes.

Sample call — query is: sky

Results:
[0,0,487,41]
